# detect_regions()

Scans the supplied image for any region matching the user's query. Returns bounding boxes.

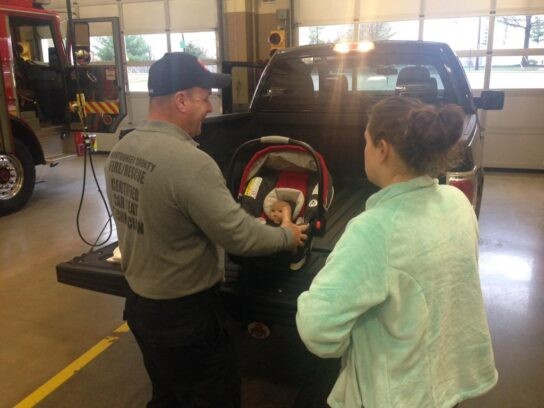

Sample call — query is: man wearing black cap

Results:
[105,52,307,407]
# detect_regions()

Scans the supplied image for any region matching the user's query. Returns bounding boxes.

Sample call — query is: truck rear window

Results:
[256,53,457,112]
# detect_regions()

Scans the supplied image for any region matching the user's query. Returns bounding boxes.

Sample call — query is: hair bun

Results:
[367,96,465,176]
[412,108,435,135]
[436,105,464,149]
[407,105,463,152]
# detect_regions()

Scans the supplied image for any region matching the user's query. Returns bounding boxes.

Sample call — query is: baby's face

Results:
[270,202,289,224]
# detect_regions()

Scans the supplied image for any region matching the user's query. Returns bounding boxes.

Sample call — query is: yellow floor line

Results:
[14,322,130,408]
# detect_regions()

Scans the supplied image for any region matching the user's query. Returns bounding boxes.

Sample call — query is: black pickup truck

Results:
[57,41,504,329]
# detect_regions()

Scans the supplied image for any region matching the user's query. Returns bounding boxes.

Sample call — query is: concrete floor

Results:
[1,154,543,408]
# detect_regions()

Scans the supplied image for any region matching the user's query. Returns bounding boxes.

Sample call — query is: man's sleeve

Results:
[185,159,294,255]
[296,215,388,358]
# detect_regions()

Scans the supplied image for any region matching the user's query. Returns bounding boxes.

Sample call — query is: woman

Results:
[296,96,497,408]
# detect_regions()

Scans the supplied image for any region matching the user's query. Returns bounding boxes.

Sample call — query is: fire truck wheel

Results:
[0,139,35,216]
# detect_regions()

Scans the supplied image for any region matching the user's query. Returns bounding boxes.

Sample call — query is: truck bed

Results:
[56,179,377,324]
[221,179,377,325]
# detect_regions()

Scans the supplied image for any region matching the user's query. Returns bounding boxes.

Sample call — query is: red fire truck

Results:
[0,0,126,215]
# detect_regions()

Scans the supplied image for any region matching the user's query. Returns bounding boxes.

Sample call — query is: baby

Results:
[269,199,307,266]
[269,200,293,225]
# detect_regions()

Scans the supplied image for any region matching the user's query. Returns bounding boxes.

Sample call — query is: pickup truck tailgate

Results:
[57,244,128,297]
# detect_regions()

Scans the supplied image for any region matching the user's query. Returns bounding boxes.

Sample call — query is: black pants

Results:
[125,286,241,408]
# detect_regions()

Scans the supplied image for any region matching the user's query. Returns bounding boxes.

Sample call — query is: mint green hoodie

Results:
[296,176,497,408]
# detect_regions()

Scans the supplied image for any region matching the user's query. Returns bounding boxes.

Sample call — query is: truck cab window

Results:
[257,53,455,113]
[10,17,65,127]
[12,22,56,65]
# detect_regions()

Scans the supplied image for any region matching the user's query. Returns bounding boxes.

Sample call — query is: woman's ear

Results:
[377,138,390,163]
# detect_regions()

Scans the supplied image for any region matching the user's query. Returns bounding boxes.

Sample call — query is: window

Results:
[494,15,544,50]
[490,15,544,89]
[356,63,445,93]
[295,12,544,90]
[424,17,489,51]
[299,22,418,46]
[256,53,453,112]
[490,56,544,89]
[359,20,419,41]
[125,34,167,62]
[127,66,150,92]
[124,32,220,92]
[298,24,355,45]
[91,36,114,62]
[37,26,55,63]
[459,57,487,90]
[9,17,65,124]
[171,31,217,60]
[12,21,57,65]
[125,34,167,92]
[86,20,118,64]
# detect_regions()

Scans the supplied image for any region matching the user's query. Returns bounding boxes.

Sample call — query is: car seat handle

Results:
[260,136,290,144]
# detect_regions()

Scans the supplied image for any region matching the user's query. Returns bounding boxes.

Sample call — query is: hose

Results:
[75,142,113,251]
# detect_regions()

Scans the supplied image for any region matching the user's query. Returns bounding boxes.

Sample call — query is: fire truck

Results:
[0,0,126,216]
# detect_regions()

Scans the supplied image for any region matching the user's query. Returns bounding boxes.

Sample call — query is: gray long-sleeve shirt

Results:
[105,120,293,299]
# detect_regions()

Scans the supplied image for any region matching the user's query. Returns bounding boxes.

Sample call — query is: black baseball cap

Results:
[148,52,231,96]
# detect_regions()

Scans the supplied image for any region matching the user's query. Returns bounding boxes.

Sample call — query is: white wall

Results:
[483,90,544,169]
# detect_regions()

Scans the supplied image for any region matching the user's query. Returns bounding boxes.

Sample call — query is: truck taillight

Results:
[446,167,478,207]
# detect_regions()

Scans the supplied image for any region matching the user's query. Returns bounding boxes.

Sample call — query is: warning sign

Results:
[105,68,116,81]
[244,177,263,199]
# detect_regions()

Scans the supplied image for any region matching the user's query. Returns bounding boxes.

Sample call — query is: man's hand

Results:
[281,210,308,251]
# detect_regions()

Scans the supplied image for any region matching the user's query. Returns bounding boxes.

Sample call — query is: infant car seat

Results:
[227,136,333,270]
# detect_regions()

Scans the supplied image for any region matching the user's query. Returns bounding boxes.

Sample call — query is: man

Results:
[105,52,307,407]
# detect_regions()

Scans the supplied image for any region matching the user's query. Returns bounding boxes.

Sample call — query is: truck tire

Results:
[0,139,35,216]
